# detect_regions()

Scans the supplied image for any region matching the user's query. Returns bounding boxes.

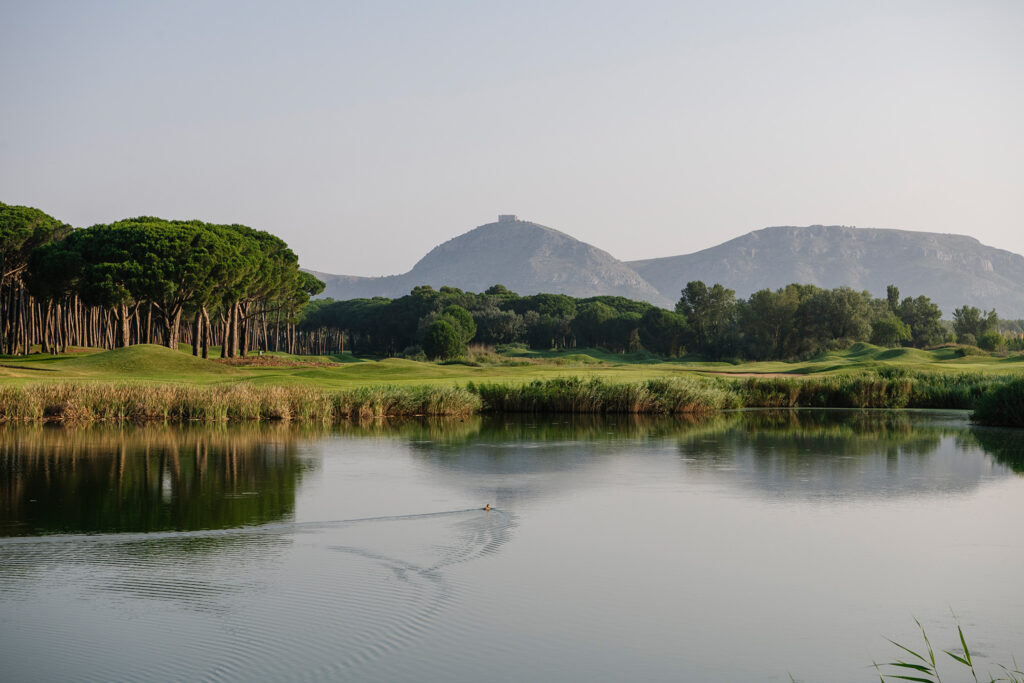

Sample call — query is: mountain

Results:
[309,220,1024,318]
[628,225,1024,318]
[310,216,671,306]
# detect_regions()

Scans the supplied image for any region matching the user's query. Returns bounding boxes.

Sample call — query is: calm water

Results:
[1,411,1022,682]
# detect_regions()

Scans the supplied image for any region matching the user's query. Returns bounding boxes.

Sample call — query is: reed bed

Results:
[470,376,740,414]
[474,371,1010,415]
[0,383,480,424]
[0,370,1018,424]
[735,370,1006,410]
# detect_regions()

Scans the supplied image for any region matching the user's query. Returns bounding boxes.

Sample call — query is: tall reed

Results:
[875,616,1023,682]
[0,370,1018,424]
[735,370,1007,410]
[0,383,480,424]
[471,376,739,414]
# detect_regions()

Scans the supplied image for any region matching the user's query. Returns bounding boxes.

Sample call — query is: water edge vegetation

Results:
[0,369,1018,424]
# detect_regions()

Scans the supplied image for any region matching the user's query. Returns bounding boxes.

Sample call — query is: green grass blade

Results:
[914,618,940,682]
[943,651,969,667]
[949,619,980,682]
[959,624,973,665]
[888,639,929,664]
[890,661,934,673]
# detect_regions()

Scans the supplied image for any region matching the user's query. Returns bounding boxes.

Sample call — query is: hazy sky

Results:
[2,0,1022,275]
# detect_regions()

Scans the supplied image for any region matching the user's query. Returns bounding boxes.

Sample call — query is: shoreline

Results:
[0,372,1016,426]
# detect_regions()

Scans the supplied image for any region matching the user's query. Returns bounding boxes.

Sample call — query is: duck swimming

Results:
[483,504,491,511]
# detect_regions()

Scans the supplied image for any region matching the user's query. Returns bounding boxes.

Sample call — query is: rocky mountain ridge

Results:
[629,225,1024,317]
[310,216,671,307]
[309,219,1024,317]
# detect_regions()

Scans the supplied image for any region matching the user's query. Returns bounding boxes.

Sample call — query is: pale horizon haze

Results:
[2,0,1022,276]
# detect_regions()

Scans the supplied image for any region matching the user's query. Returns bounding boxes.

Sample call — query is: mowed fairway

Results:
[0,343,1021,389]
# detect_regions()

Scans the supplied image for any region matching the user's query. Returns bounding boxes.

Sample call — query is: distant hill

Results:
[629,225,1024,318]
[309,221,1024,318]
[310,216,671,306]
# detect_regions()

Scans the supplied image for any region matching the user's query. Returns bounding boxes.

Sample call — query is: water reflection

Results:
[337,411,1023,503]
[675,410,1018,500]
[333,413,720,443]
[0,424,313,537]
[0,413,1022,682]
[1,413,1021,538]
[970,427,1024,473]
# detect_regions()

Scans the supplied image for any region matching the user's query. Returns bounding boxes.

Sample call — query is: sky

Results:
[1,0,1022,276]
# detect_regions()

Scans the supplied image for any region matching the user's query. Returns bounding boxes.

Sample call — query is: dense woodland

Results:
[1,202,323,357]
[298,281,1022,361]
[3,200,1020,362]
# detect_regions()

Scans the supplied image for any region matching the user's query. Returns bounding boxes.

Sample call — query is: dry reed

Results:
[0,383,480,424]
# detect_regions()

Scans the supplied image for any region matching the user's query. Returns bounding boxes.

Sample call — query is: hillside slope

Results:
[629,225,1024,317]
[311,217,670,306]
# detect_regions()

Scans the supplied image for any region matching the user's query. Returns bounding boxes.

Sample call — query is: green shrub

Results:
[423,319,464,360]
[972,378,1024,427]
[441,305,476,343]
[955,345,985,357]
[401,345,427,361]
[978,330,1007,352]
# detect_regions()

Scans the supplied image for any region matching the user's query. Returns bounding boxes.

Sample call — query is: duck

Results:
[483,504,491,511]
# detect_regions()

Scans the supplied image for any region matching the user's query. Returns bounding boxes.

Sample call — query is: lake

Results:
[1,411,1021,681]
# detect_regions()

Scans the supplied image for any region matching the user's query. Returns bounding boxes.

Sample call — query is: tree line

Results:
[297,280,1018,361]
[1,202,323,357]
[5,200,1017,362]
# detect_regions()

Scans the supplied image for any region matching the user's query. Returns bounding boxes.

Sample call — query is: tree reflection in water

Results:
[1,411,1020,537]
[0,424,315,537]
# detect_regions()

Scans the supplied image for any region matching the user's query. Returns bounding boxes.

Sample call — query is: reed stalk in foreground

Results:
[875,617,1023,683]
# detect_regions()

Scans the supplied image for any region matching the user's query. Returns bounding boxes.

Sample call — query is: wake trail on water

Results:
[0,507,507,546]
[0,506,519,682]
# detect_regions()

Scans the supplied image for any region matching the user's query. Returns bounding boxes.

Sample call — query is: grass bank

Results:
[0,344,1020,424]
[2,343,1023,390]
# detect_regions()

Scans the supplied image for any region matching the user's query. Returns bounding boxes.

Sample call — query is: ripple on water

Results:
[0,508,517,683]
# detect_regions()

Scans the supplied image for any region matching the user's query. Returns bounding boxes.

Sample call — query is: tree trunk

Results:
[41,300,52,354]
[118,304,131,348]
[201,306,211,359]
[238,302,248,357]
[192,310,201,356]
[230,302,240,357]
[274,306,281,352]
[165,308,182,350]
[224,309,233,358]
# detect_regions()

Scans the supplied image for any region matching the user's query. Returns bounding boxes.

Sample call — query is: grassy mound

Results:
[56,344,238,378]
[875,347,933,362]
